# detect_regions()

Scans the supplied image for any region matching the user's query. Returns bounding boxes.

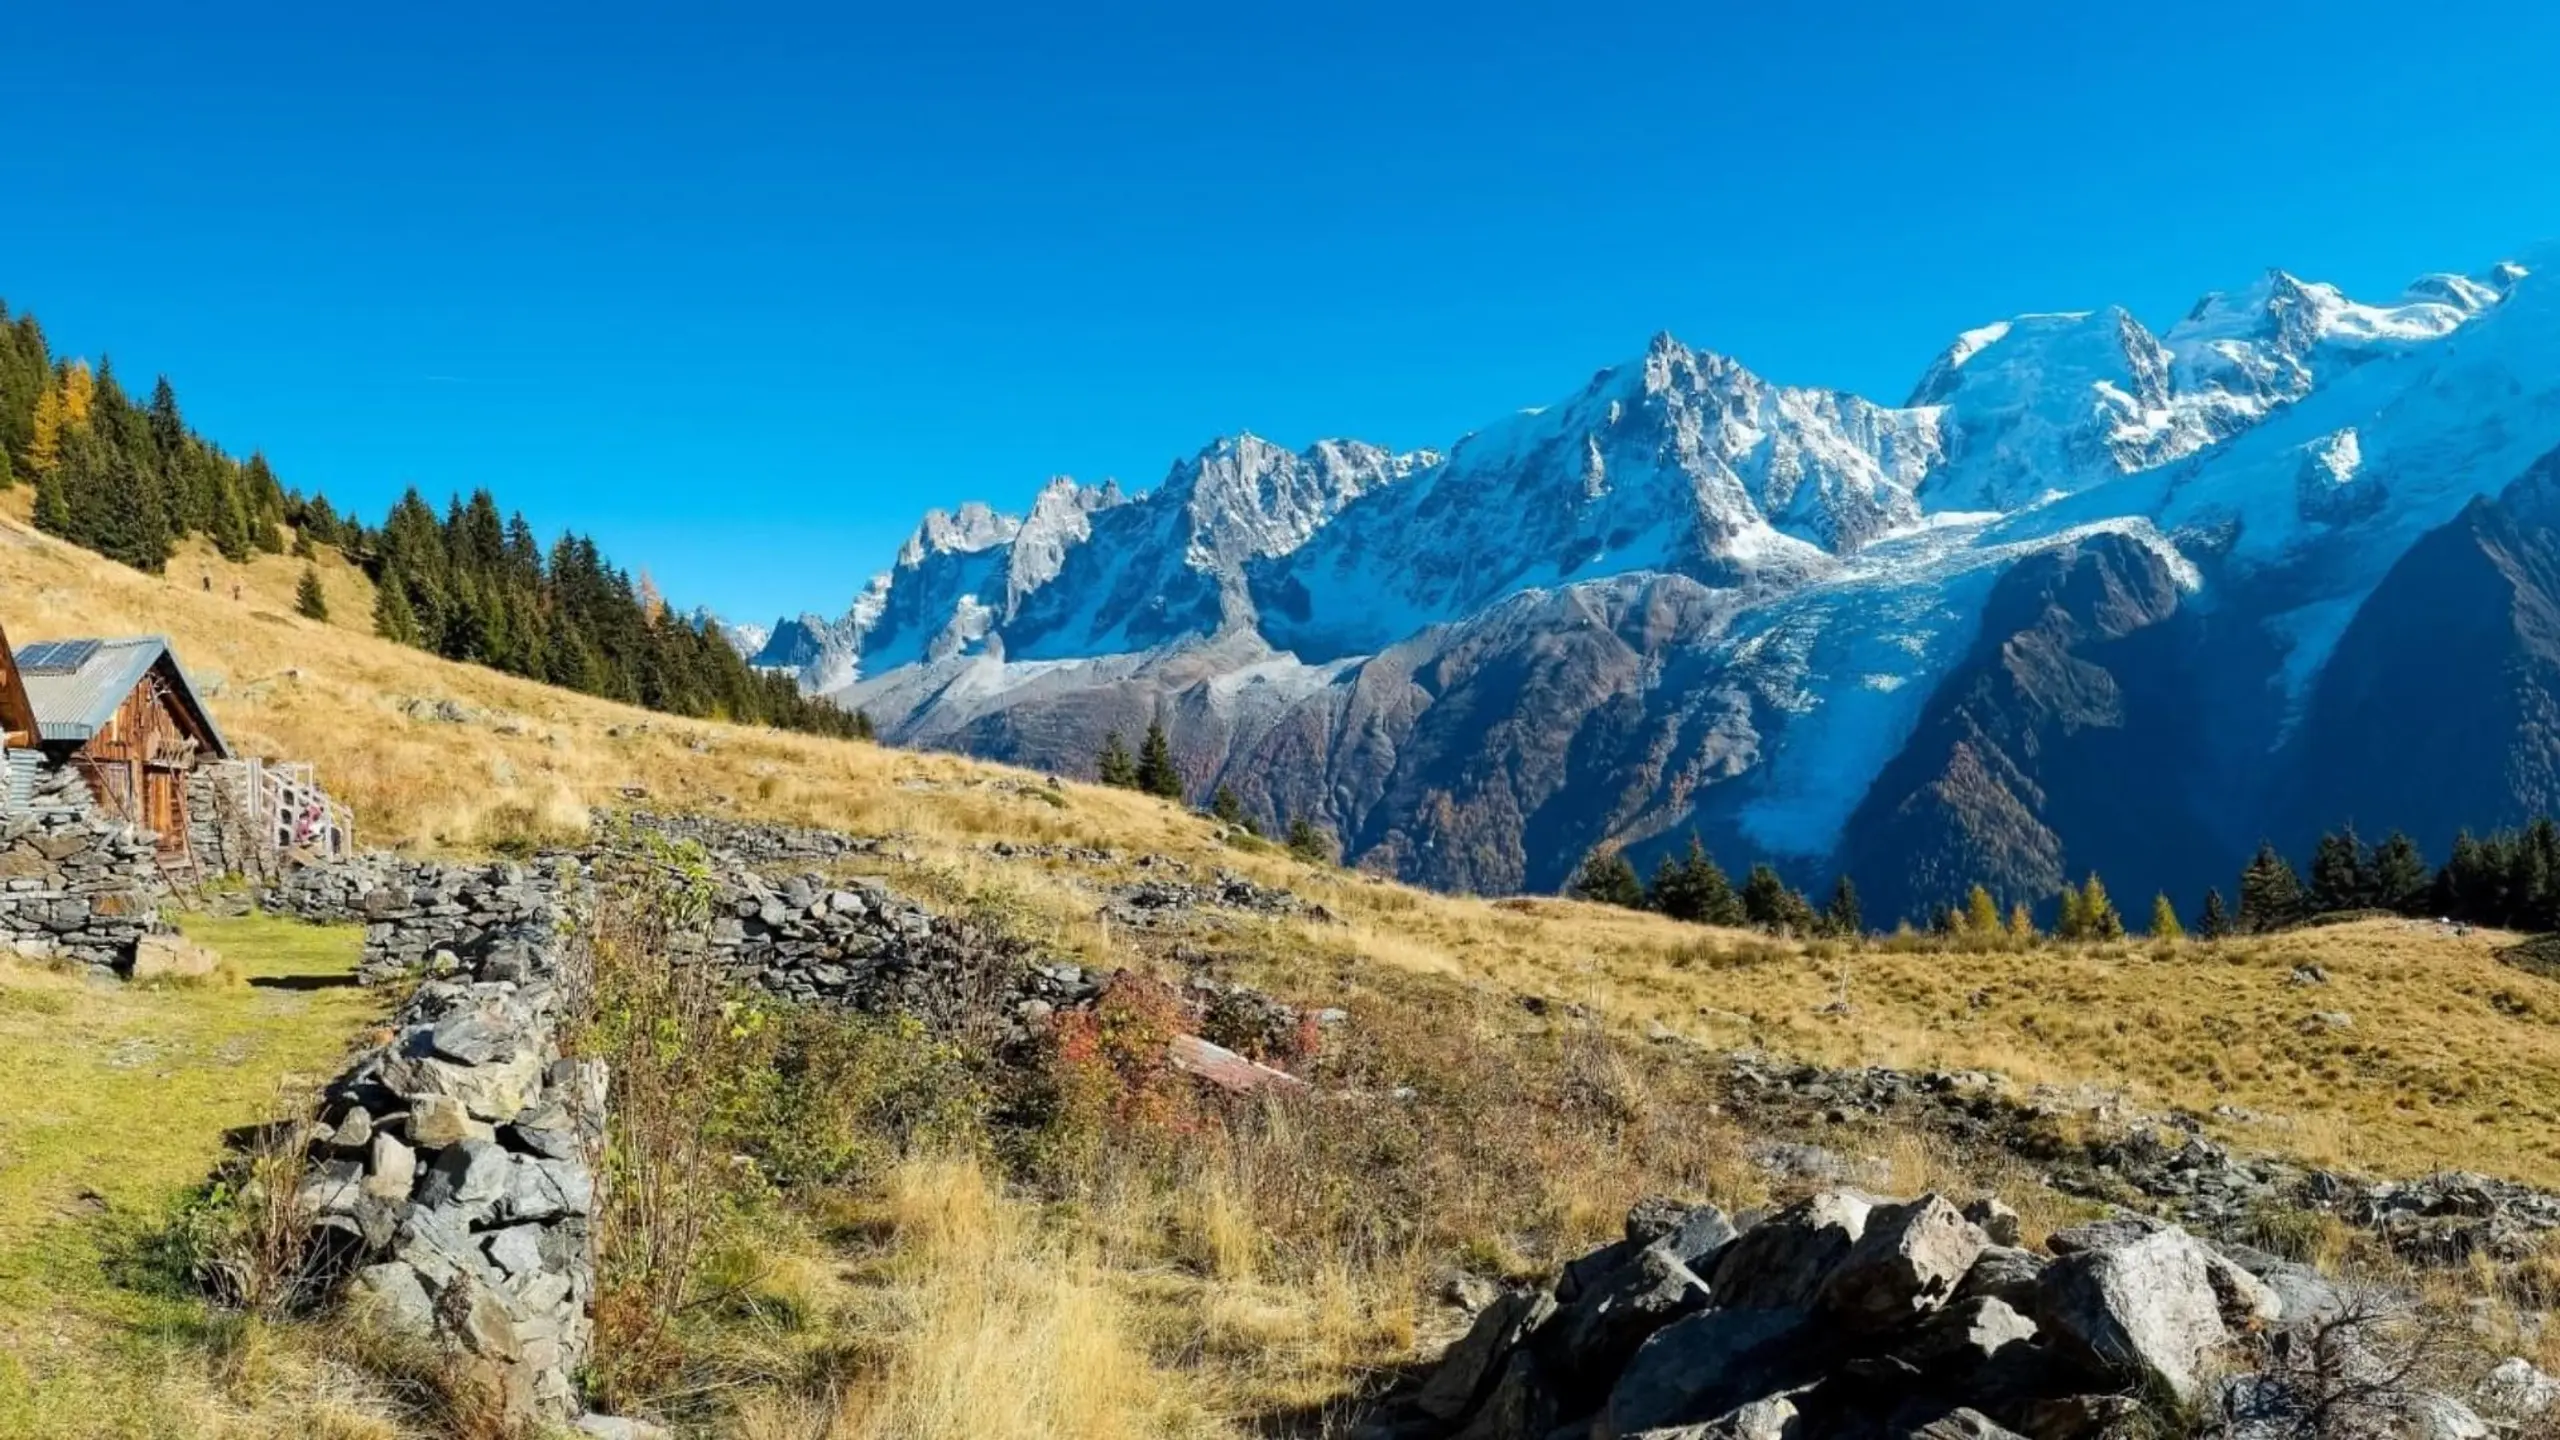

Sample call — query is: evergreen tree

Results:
[1210,785,1249,829]
[2308,824,2369,913]
[2079,874,2124,941]
[1095,731,1138,788]
[1285,818,1337,867]
[1962,884,2001,938]
[2056,884,2087,942]
[2149,893,2184,940]
[1740,864,1795,933]
[1650,834,1736,925]
[1824,875,1863,937]
[373,576,422,645]
[2197,888,2232,940]
[295,564,329,621]
[1133,718,1184,800]
[1572,849,1645,910]
[2367,831,2429,915]
[852,709,877,741]
[2238,842,2307,932]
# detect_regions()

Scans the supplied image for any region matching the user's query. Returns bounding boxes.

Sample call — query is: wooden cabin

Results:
[9,635,229,856]
[0,621,41,812]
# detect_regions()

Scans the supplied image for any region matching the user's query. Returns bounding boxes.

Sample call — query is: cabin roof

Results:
[10,635,230,758]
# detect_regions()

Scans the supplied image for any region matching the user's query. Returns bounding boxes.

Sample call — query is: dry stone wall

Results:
[282,859,594,1428]
[0,763,172,974]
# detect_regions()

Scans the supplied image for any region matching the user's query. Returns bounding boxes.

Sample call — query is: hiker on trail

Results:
[231,582,242,602]
[201,573,212,592]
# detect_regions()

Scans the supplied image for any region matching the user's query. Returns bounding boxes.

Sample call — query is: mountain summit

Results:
[759,255,2556,919]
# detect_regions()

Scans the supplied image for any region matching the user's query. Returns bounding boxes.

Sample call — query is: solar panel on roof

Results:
[16,639,102,675]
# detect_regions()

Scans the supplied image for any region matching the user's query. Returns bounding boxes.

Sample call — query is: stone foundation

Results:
[0,763,172,974]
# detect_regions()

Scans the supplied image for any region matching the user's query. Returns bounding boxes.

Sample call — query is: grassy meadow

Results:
[4,502,2560,1434]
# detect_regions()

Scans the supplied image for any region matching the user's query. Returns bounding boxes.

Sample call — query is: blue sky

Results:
[6,1,2556,623]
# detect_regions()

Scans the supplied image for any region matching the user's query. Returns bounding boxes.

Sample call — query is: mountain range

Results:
[739,252,2560,922]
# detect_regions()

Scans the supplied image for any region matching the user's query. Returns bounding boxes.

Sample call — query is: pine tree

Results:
[853,709,877,741]
[2309,825,2369,914]
[2239,842,2306,933]
[1096,731,1138,788]
[295,564,329,620]
[1286,818,1337,867]
[2056,884,2087,942]
[1740,864,1794,933]
[373,578,422,645]
[1210,785,1249,829]
[2007,902,2038,941]
[2148,893,2184,940]
[2078,874,2123,941]
[1572,849,1645,909]
[2197,888,2232,940]
[1824,875,1862,937]
[1962,884,2001,938]
[2367,831,2429,915]
[1134,718,1184,800]
[1651,834,1735,924]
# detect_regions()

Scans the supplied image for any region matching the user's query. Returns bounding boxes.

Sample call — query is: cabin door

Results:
[143,764,185,846]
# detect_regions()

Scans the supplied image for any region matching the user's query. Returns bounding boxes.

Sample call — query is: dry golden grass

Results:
[15,505,2560,1435]
[8,507,2556,1187]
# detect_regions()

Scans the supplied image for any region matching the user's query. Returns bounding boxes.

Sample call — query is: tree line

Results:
[2216,820,2560,935]
[1570,835,1864,938]
[1569,817,2560,944]
[0,299,869,741]
[1093,720,1338,865]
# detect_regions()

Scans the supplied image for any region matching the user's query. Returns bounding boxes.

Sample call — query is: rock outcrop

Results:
[1357,1188,2429,1440]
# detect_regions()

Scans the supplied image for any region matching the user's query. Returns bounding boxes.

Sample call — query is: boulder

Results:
[361,1133,417,1202]
[409,1093,495,1148]
[2043,1215,2165,1255]
[2200,1249,2282,1332]
[130,933,218,981]
[348,1261,436,1337]
[1962,1197,2023,1248]
[2480,1357,2560,1420]
[2035,1228,2232,1403]
[1954,1247,2045,1310]
[1544,1241,1715,1389]
[1818,1194,1986,1331]
[1711,1193,1871,1312]
[1895,1297,2038,1374]
[1896,1406,2031,1440]
[1452,1350,1560,1440]
[1601,1307,1814,1439]
[384,1042,543,1122]
[1620,1393,1801,1440]
[416,1138,512,1210]
[1414,1288,1556,1422]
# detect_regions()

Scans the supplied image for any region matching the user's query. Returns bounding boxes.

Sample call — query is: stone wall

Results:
[288,867,595,1428]
[0,762,171,974]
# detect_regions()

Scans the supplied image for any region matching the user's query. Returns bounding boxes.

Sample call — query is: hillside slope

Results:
[19,508,2560,1437]
[5,506,2558,1186]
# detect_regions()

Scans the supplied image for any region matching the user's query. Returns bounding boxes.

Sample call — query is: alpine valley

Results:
[748,254,2560,924]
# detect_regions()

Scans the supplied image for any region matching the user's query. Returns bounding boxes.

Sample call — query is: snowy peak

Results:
[1161,432,1436,569]
[900,500,1021,566]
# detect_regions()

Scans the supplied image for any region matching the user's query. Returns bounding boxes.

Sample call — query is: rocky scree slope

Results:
[762,255,2560,918]
[1360,1186,2560,1440]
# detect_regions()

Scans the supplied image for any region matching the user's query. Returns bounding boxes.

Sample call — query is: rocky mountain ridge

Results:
[753,252,2560,919]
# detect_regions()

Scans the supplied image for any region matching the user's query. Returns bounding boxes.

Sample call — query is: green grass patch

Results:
[0,912,378,1432]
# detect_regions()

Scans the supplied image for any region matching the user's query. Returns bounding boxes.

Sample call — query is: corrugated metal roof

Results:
[10,635,230,757]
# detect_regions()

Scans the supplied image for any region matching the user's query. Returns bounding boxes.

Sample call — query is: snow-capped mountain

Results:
[768,252,2560,920]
